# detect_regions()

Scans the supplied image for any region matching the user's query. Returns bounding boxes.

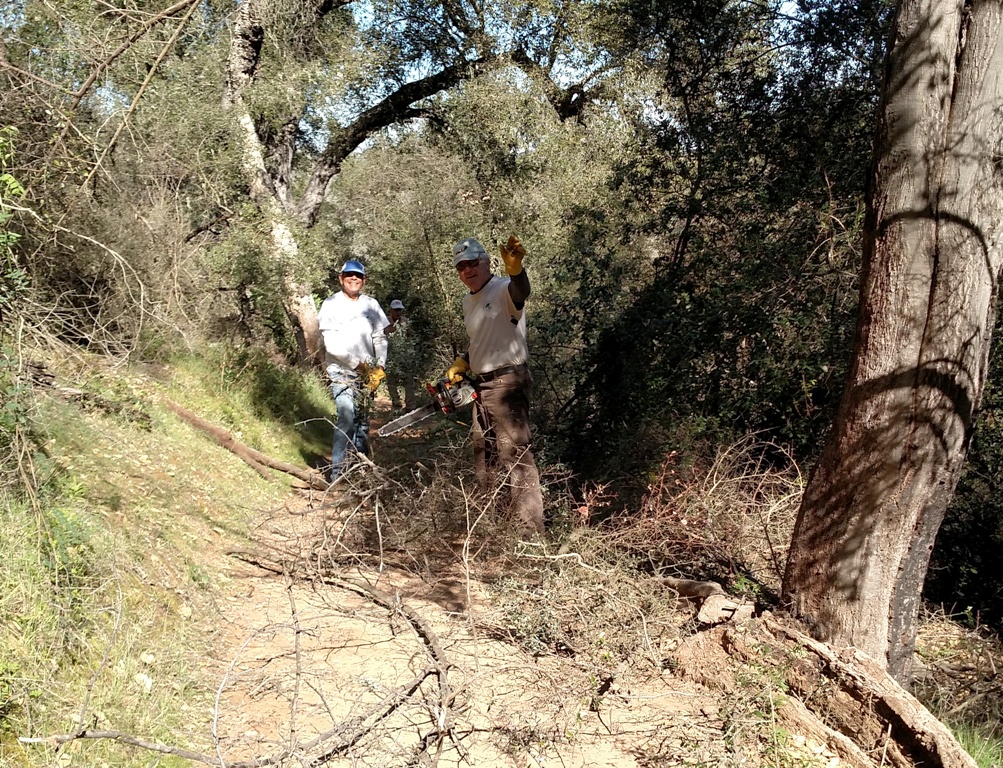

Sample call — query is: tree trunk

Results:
[223,0,323,366]
[219,0,499,364]
[229,98,324,366]
[782,0,1003,681]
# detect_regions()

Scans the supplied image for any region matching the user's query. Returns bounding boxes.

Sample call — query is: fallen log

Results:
[672,616,977,768]
[162,397,329,490]
[761,617,977,768]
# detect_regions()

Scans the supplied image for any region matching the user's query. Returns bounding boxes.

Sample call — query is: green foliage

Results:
[187,563,211,590]
[0,349,29,437]
[0,658,26,732]
[492,575,563,656]
[914,611,1003,765]
[545,0,880,480]
[0,495,48,733]
[0,126,28,330]
[328,137,490,361]
[385,314,431,389]
[949,722,1003,768]
[0,476,105,745]
[226,347,333,435]
[200,210,302,357]
[42,498,96,610]
[0,347,32,494]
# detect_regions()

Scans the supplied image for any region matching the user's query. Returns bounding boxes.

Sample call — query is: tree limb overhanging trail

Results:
[161,396,329,490]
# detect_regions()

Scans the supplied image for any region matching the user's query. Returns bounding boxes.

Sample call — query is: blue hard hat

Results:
[341,259,366,276]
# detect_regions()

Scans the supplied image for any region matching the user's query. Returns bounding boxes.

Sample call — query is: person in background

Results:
[384,299,417,412]
[446,236,545,535]
[317,259,388,482]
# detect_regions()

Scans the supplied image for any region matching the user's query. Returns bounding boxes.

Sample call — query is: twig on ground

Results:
[76,582,124,734]
[284,569,304,754]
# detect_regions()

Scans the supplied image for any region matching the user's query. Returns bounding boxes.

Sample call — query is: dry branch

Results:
[19,669,435,768]
[162,397,328,490]
[229,543,460,764]
[22,551,454,766]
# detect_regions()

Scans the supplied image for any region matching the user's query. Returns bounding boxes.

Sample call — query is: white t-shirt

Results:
[463,275,528,375]
[318,292,389,373]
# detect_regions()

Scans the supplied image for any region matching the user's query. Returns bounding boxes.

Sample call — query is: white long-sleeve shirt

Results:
[317,292,389,374]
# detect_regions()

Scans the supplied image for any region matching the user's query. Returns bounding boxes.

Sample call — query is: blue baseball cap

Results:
[340,259,366,276]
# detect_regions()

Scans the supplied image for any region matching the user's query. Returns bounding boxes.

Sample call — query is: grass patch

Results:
[0,345,337,766]
[915,605,1003,768]
[164,345,334,467]
[950,722,1003,768]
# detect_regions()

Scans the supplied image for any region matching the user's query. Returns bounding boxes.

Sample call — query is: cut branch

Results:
[162,397,328,490]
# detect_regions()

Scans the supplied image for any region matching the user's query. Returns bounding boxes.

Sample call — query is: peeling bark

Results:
[674,619,978,768]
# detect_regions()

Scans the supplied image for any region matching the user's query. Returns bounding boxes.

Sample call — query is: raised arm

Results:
[501,236,531,308]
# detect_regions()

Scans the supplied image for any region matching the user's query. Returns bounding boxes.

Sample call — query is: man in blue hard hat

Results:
[317,259,389,483]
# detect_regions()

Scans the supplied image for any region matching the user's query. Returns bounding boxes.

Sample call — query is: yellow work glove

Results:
[445,356,470,384]
[367,366,386,391]
[500,235,526,276]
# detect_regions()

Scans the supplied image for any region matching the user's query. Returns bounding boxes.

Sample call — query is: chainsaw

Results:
[377,374,477,437]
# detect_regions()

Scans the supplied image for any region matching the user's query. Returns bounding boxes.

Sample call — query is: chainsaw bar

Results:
[377,404,438,437]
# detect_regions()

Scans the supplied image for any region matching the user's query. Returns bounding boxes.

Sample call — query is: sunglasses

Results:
[455,260,481,271]
[341,272,365,280]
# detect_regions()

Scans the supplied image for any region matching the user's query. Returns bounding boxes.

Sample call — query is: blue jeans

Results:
[329,371,370,480]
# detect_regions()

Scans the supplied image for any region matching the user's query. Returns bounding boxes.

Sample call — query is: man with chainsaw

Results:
[317,259,389,483]
[446,236,545,535]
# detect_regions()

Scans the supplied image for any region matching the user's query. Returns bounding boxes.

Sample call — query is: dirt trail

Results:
[201,480,744,768]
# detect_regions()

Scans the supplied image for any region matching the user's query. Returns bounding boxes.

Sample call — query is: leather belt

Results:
[476,363,529,384]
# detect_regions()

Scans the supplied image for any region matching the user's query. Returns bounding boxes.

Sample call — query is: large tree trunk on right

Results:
[782,0,1003,681]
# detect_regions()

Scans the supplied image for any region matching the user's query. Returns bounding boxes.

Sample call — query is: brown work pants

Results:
[471,368,545,535]
[385,371,417,411]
